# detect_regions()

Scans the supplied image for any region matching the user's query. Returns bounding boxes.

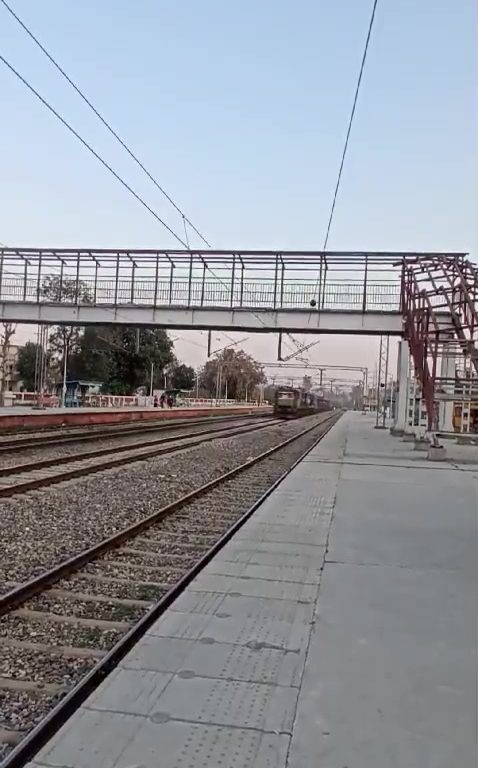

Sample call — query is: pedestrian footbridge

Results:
[0,248,457,336]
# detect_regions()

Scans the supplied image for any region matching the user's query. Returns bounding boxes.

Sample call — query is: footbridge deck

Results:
[0,249,460,335]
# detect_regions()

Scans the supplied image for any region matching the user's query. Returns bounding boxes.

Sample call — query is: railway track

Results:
[0,417,279,498]
[0,412,270,454]
[0,411,341,766]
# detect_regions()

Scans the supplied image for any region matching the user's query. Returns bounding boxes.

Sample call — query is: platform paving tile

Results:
[233,521,330,546]
[215,539,326,560]
[241,562,322,583]
[247,510,332,528]
[85,667,298,731]
[147,607,312,650]
[169,589,227,615]
[144,608,213,640]
[167,588,316,618]
[122,634,305,687]
[116,720,290,768]
[32,710,290,768]
[121,635,198,672]
[247,490,336,526]
[214,546,326,570]
[253,504,334,528]
[87,668,172,715]
[189,572,318,602]
[201,593,315,623]
[190,614,306,650]
[147,674,298,731]
[281,460,342,479]
[206,560,322,584]
[198,560,248,577]
[35,709,145,768]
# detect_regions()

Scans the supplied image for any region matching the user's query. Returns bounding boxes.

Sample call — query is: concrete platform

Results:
[27,413,478,768]
[0,405,270,431]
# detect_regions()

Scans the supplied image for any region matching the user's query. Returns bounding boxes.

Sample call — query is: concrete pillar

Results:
[438,351,455,432]
[392,340,410,435]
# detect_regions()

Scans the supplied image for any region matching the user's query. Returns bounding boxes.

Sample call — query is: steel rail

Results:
[0,417,277,478]
[0,411,340,768]
[0,418,281,498]
[0,412,269,453]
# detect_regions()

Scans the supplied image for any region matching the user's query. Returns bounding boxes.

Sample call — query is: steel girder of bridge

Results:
[0,248,466,336]
[402,254,478,430]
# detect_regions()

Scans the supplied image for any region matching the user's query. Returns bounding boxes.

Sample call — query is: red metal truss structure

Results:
[401,254,478,430]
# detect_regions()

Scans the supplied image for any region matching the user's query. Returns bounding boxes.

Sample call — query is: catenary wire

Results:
[322,0,379,251]
[311,0,379,309]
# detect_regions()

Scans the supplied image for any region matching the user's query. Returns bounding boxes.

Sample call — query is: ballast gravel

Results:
[0,416,262,469]
[0,415,325,586]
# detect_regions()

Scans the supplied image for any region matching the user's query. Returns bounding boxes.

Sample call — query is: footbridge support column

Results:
[438,350,455,432]
[391,340,410,435]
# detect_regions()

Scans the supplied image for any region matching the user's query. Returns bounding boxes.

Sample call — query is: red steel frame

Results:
[401,254,478,431]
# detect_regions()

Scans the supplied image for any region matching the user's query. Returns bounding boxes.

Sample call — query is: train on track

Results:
[273,386,333,419]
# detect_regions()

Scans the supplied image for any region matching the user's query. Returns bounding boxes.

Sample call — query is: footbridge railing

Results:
[0,249,411,313]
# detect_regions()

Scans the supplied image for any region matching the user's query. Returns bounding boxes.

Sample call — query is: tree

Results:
[170,363,195,390]
[67,326,116,384]
[108,328,175,394]
[16,341,42,391]
[67,326,175,394]
[199,348,266,400]
[41,274,92,304]
[41,275,92,382]
[0,322,16,403]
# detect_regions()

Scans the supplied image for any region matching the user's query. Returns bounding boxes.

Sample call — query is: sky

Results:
[1,0,477,385]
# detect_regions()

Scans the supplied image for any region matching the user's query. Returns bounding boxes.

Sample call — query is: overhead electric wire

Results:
[0,55,190,248]
[0,0,211,249]
[322,0,379,250]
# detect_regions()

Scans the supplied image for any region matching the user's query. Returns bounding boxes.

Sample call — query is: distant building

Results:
[0,344,22,391]
[302,375,312,391]
[55,379,103,406]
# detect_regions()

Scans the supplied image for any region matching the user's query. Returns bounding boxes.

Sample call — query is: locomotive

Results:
[273,386,332,419]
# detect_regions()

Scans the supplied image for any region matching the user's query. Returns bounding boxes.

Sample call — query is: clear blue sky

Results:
[1,0,477,373]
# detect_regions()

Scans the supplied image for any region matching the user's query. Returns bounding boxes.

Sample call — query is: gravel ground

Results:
[1,615,123,650]
[0,645,96,686]
[0,689,59,734]
[27,593,145,623]
[60,576,168,601]
[83,560,187,584]
[0,415,270,470]
[0,414,328,586]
